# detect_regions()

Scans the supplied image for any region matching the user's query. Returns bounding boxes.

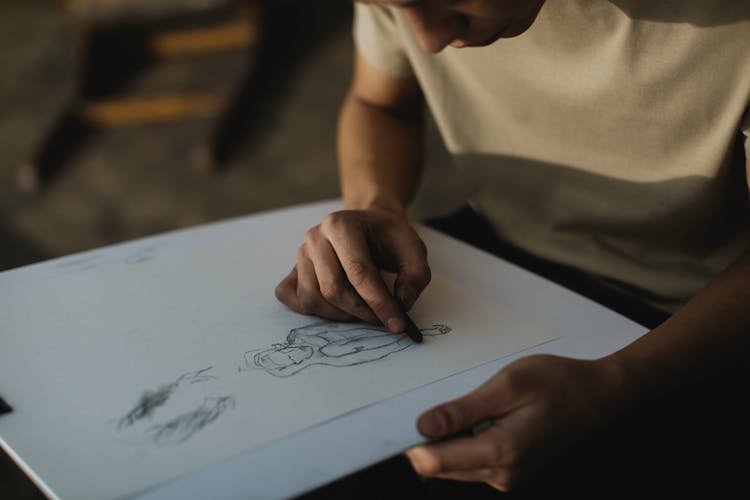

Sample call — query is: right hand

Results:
[275,206,431,333]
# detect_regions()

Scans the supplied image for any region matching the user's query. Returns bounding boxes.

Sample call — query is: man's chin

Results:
[451,31,504,49]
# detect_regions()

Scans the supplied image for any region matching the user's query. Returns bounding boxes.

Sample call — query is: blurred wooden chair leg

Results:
[18,103,93,193]
[189,0,262,174]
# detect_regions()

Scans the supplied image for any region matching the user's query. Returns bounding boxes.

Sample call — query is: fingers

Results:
[275,261,353,323]
[406,427,515,491]
[321,214,407,332]
[407,426,506,473]
[417,388,506,440]
[275,209,431,330]
[304,236,379,323]
[417,367,526,440]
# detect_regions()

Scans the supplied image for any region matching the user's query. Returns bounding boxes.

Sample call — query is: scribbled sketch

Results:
[244,322,452,377]
[56,254,99,269]
[181,366,219,384]
[125,246,157,265]
[117,380,180,429]
[147,396,236,446]
[117,367,219,430]
[55,254,101,272]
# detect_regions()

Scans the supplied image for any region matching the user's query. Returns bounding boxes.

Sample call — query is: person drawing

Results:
[246,322,451,377]
[275,0,750,496]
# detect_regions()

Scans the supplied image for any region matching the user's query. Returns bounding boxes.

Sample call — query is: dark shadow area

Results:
[207,0,353,167]
[0,448,44,500]
[0,219,50,271]
[610,0,750,25]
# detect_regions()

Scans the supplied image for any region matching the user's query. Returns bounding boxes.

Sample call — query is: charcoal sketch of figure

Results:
[244,322,451,378]
[117,366,219,430]
[115,367,233,447]
[147,396,235,446]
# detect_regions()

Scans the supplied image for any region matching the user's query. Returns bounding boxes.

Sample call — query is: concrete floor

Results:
[0,1,458,497]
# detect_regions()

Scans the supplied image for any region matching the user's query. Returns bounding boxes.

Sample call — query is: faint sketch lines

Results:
[117,379,180,429]
[117,366,235,446]
[147,396,236,446]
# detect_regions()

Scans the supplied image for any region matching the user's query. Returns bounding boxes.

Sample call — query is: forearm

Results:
[337,90,424,213]
[604,246,750,412]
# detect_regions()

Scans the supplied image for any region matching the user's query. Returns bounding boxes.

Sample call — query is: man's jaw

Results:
[450,29,505,48]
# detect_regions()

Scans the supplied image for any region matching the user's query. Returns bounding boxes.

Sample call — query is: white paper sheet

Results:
[0,202,559,500]
[129,204,648,500]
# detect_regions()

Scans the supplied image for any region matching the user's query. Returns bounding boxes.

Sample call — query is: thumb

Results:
[416,388,499,439]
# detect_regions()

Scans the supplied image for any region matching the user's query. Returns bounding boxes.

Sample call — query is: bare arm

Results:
[606,172,750,409]
[276,52,431,332]
[338,52,425,212]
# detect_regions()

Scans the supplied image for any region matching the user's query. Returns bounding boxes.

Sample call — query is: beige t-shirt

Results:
[354,0,750,311]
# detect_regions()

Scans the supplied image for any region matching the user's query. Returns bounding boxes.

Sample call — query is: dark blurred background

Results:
[0,0,456,497]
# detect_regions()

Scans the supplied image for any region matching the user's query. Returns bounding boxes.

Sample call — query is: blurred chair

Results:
[19,0,262,192]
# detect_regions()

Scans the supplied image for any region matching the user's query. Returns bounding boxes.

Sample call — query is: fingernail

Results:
[387,317,405,333]
[419,412,445,437]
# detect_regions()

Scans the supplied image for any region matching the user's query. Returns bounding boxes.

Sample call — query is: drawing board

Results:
[0,200,604,500]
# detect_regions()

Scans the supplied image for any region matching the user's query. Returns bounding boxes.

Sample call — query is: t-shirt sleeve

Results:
[353,4,414,78]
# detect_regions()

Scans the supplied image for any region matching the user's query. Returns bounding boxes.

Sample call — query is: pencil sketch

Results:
[114,322,450,447]
[147,396,235,446]
[117,366,218,429]
[243,322,452,378]
[125,245,157,265]
[55,254,100,272]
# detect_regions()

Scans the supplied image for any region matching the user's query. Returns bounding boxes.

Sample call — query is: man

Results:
[276,0,750,495]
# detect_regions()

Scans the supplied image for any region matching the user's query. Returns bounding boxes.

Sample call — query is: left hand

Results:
[405,354,624,491]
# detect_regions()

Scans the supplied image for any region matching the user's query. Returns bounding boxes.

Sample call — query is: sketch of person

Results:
[115,367,234,447]
[116,367,219,430]
[147,396,235,446]
[245,322,451,377]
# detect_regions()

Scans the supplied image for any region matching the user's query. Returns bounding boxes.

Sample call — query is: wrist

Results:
[591,355,636,422]
[343,192,408,216]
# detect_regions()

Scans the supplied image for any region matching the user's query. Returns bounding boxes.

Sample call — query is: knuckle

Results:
[303,227,320,247]
[413,263,432,289]
[274,282,288,303]
[297,295,319,316]
[322,211,351,233]
[319,280,344,304]
[496,370,522,399]
[346,260,373,288]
